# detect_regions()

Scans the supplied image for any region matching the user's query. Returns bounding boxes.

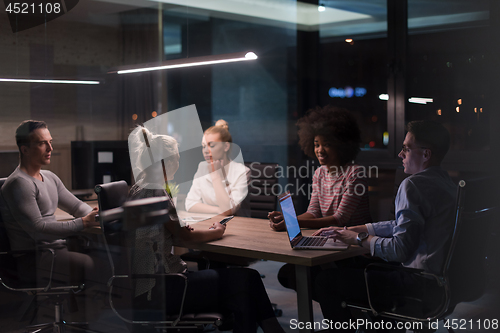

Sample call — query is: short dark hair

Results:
[406,120,450,164]
[16,120,48,152]
[296,105,361,165]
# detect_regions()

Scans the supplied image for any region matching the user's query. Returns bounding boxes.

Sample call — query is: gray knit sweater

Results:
[0,167,92,251]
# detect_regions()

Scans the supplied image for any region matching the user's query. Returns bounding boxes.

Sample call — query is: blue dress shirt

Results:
[366,166,457,275]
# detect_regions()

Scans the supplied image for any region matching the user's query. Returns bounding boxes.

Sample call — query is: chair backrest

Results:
[243,162,279,219]
[94,180,129,232]
[95,180,129,212]
[0,177,23,285]
[0,178,10,253]
[444,176,499,307]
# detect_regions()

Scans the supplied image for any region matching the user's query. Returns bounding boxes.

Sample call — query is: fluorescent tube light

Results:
[408,97,433,104]
[150,0,370,27]
[114,51,258,75]
[0,78,100,84]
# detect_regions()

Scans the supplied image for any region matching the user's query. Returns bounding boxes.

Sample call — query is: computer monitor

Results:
[71,141,131,190]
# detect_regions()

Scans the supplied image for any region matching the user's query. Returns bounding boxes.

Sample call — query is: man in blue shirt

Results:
[313,120,456,332]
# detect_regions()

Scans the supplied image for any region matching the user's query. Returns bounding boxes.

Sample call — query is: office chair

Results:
[244,162,283,316]
[344,176,499,333]
[244,162,280,218]
[0,178,101,333]
[97,195,224,331]
[94,180,129,233]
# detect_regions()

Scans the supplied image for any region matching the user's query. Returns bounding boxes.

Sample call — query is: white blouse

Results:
[185,161,250,212]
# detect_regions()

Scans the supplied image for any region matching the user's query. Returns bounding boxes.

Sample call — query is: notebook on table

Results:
[278,192,349,250]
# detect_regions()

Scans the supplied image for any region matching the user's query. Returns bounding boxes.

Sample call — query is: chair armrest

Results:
[1,247,56,293]
[107,272,189,326]
[363,263,448,321]
[365,263,442,285]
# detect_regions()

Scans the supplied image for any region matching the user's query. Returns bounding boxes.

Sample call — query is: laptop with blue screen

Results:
[278,192,349,250]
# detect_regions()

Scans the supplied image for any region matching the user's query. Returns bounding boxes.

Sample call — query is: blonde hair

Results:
[204,119,232,143]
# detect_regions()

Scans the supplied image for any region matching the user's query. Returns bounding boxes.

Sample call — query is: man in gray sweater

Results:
[0,120,100,284]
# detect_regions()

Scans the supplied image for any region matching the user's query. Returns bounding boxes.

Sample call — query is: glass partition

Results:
[319,0,388,150]
[407,0,492,151]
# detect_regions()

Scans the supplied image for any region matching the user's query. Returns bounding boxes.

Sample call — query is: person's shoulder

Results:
[315,165,327,176]
[407,167,451,185]
[402,167,455,195]
[192,161,209,178]
[345,164,366,177]
[230,161,249,173]
[2,168,34,195]
[40,170,63,185]
[40,169,58,179]
[309,165,324,180]
[4,168,30,187]
[196,160,208,170]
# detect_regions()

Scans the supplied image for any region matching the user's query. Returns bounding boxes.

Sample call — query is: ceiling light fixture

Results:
[318,4,326,12]
[112,51,258,75]
[408,97,433,104]
[0,78,100,84]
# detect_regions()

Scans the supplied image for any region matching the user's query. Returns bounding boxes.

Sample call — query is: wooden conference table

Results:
[183,214,369,333]
[57,206,369,333]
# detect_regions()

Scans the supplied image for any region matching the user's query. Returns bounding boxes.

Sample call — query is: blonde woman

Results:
[127,126,284,333]
[185,119,250,216]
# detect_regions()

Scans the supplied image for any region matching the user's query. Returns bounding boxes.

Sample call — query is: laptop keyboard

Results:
[300,237,327,247]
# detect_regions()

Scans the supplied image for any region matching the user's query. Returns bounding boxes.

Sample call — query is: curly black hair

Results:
[296,105,361,165]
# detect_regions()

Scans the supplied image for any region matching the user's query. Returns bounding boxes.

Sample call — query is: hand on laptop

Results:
[312,226,342,237]
[268,211,286,231]
[328,228,358,245]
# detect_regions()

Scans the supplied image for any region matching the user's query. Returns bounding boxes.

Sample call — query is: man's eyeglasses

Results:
[401,145,428,153]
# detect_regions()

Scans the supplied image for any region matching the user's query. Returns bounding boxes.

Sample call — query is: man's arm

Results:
[3,177,85,237]
[322,179,424,263]
[368,179,423,262]
[53,174,93,218]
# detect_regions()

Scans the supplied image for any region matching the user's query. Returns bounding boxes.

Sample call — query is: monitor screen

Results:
[279,193,301,242]
[71,141,131,190]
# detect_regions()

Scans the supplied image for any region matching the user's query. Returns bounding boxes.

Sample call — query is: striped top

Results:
[307,165,371,226]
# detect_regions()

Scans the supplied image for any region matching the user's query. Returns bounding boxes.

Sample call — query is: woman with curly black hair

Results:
[268,105,371,231]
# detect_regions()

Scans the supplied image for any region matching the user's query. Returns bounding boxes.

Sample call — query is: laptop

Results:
[278,192,349,250]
